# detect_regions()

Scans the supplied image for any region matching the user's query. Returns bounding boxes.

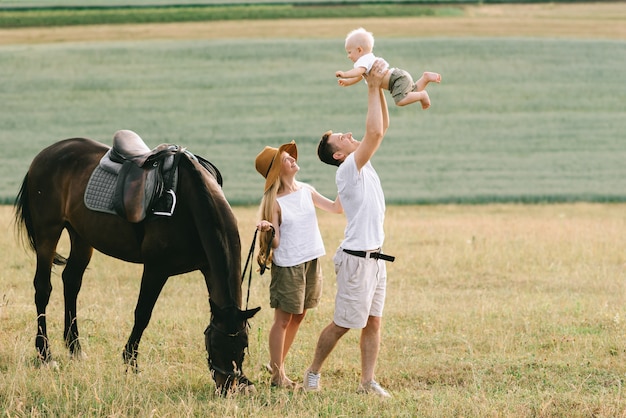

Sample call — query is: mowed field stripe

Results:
[1,3,625,45]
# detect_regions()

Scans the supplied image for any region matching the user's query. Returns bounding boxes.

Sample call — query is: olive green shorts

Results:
[388,68,417,104]
[270,259,322,314]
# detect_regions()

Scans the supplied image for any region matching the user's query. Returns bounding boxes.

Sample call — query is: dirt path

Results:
[1,2,625,45]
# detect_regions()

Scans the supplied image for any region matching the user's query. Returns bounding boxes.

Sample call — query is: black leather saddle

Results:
[84,130,222,223]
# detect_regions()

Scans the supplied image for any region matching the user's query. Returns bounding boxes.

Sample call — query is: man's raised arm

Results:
[354,59,388,170]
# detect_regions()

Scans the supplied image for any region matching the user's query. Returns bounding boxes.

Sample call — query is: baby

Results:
[336,27,441,110]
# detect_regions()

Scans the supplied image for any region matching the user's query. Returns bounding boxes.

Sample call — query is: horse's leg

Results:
[33,232,63,364]
[123,266,169,372]
[62,228,93,359]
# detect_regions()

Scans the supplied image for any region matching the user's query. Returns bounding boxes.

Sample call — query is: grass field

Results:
[0,3,464,28]
[1,3,626,417]
[1,3,625,204]
[2,203,626,416]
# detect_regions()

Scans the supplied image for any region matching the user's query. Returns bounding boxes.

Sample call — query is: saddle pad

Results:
[84,165,118,215]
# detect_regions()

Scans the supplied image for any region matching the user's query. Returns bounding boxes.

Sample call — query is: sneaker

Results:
[357,380,391,398]
[303,369,321,391]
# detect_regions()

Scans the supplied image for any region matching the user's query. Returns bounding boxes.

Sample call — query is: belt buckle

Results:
[366,248,381,259]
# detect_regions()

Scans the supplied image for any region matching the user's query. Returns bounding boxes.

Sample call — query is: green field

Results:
[1,35,625,204]
[0,0,469,9]
[0,3,462,27]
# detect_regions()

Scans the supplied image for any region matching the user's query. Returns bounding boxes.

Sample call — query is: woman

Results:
[254,140,342,388]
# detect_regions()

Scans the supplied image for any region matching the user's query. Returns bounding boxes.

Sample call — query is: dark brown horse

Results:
[14,135,260,394]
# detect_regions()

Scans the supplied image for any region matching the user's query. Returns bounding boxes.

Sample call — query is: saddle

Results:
[85,130,222,223]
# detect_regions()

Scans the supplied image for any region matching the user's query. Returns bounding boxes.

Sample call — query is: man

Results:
[304,59,393,397]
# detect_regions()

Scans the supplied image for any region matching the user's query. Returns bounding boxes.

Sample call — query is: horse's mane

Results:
[179,153,242,308]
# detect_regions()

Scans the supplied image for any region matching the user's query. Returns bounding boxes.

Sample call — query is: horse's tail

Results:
[14,173,67,266]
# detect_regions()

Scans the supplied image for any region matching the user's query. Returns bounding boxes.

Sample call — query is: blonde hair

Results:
[345,27,374,53]
[256,176,280,270]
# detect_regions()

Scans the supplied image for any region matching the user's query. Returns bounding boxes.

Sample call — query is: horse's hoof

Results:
[241,384,256,395]
[42,360,59,371]
[124,363,141,375]
[70,351,87,361]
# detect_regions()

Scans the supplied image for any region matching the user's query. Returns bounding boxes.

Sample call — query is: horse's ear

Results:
[242,306,261,320]
[209,300,259,320]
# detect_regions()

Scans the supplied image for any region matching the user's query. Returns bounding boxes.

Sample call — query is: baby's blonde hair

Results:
[345,27,374,52]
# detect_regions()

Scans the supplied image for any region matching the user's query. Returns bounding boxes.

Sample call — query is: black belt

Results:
[342,249,395,262]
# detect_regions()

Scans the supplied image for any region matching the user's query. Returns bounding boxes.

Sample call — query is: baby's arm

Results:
[337,76,363,87]
[336,67,366,87]
[336,67,366,79]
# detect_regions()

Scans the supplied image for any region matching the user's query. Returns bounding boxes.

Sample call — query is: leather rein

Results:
[241,226,274,310]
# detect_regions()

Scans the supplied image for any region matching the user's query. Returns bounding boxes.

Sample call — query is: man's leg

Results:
[360,315,381,384]
[304,322,349,391]
[310,322,349,373]
[358,315,391,397]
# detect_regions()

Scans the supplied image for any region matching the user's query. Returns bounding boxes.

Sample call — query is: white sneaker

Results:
[303,369,321,391]
[357,380,391,398]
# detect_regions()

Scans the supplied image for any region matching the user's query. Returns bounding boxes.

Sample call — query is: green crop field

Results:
[1,32,624,204]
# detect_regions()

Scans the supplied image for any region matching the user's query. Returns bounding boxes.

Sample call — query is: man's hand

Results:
[367,59,387,89]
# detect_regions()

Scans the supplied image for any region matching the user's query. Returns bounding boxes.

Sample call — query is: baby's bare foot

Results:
[424,72,441,83]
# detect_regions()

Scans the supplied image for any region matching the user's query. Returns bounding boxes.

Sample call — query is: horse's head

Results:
[205,299,261,395]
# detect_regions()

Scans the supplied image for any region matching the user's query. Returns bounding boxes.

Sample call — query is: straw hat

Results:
[255,141,298,192]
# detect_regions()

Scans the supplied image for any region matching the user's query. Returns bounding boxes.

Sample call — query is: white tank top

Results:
[272,186,325,267]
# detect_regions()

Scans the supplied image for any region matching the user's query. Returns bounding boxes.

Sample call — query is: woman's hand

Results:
[256,220,274,232]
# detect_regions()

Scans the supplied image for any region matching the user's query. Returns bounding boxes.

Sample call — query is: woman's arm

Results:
[256,201,281,248]
[310,187,343,214]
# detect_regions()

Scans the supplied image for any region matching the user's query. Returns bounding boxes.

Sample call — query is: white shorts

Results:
[332,247,387,329]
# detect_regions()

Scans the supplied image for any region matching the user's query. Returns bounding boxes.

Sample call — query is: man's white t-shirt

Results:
[335,153,385,251]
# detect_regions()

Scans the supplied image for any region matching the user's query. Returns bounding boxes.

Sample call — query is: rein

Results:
[241,226,274,310]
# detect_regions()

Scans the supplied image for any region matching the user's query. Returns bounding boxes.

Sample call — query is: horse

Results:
[13,132,260,395]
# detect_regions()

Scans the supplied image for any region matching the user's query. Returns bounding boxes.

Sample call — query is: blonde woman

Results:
[254,141,342,388]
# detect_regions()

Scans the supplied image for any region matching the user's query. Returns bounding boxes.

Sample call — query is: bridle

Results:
[204,318,249,381]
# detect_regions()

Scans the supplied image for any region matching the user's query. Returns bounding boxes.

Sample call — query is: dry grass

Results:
[1,2,625,45]
[3,203,626,416]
